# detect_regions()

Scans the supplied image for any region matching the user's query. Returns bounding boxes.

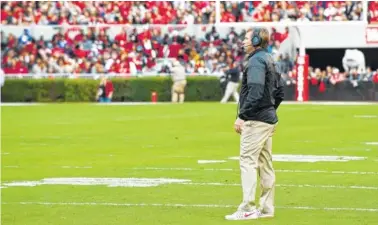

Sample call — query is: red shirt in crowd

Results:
[104,80,114,97]
[369,1,378,23]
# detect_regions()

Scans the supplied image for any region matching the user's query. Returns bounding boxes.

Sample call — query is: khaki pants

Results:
[238,120,277,214]
[172,80,187,103]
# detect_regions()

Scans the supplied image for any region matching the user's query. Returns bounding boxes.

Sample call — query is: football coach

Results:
[225,27,284,221]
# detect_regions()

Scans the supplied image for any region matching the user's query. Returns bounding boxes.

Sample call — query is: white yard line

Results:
[198,160,227,164]
[131,167,378,175]
[3,165,93,169]
[2,202,377,212]
[3,166,378,175]
[185,183,378,190]
[2,101,377,106]
[0,103,44,107]
[61,166,93,169]
[354,115,378,118]
[281,101,377,105]
[365,142,378,145]
[2,179,377,190]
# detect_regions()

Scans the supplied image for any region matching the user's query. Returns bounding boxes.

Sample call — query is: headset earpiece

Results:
[251,28,262,47]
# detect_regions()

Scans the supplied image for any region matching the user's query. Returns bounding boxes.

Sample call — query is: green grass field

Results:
[1,102,378,225]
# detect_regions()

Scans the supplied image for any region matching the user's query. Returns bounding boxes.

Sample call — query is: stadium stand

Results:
[0,1,376,84]
[368,1,378,24]
[220,1,364,22]
[0,1,216,25]
[1,25,377,84]
[0,1,365,25]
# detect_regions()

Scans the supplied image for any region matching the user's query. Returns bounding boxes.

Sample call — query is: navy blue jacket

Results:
[238,48,284,124]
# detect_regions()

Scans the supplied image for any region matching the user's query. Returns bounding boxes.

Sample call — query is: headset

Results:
[251,28,262,47]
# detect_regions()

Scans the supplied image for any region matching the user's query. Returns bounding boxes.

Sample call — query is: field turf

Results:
[1,102,378,225]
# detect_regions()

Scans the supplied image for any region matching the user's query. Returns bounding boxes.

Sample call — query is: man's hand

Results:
[234,118,245,134]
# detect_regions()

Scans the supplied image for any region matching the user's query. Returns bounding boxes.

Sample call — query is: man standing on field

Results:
[170,60,187,103]
[225,27,284,221]
[220,62,241,103]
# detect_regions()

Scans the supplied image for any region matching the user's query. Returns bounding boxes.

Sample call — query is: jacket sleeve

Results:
[274,64,285,110]
[238,57,266,120]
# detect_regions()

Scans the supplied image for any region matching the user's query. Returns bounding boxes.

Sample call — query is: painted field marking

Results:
[2,166,93,169]
[3,166,378,175]
[365,142,378,145]
[281,101,377,105]
[95,102,171,106]
[228,154,367,162]
[354,115,378,118]
[0,103,43,107]
[2,178,378,191]
[2,202,378,212]
[2,101,376,107]
[198,160,227,164]
[61,166,92,169]
[330,147,372,152]
[186,183,378,190]
[2,178,191,188]
[131,167,378,175]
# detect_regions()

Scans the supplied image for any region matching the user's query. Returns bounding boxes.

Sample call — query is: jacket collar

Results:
[243,48,266,73]
[247,48,266,60]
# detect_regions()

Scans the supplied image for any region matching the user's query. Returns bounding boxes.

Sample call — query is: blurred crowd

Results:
[1,1,368,25]
[2,25,378,85]
[221,1,364,22]
[0,25,293,76]
[1,1,377,86]
[283,66,378,86]
[1,1,215,25]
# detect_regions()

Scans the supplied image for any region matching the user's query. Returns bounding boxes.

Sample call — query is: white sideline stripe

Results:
[3,166,93,169]
[0,103,44,107]
[186,183,378,190]
[365,142,378,145]
[2,102,377,106]
[61,166,93,169]
[3,202,378,212]
[132,167,378,175]
[2,181,377,190]
[198,160,227,164]
[354,115,378,118]
[95,102,170,106]
[281,101,378,105]
[3,166,378,175]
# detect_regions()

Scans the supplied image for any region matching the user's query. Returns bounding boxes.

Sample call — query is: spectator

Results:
[0,1,216,25]
[372,69,378,83]
[363,67,374,81]
[329,68,345,85]
[221,1,364,22]
[1,19,375,85]
[96,76,113,103]
[368,1,378,24]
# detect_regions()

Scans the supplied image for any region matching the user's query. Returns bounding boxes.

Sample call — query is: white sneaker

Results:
[257,210,274,218]
[225,210,259,220]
